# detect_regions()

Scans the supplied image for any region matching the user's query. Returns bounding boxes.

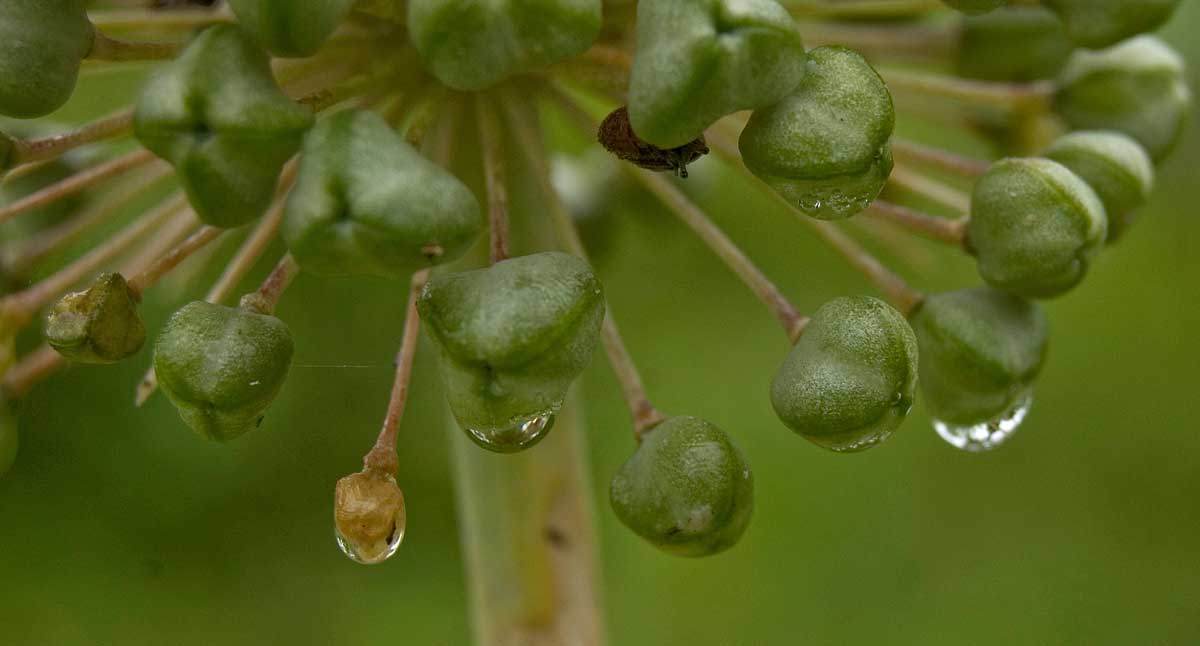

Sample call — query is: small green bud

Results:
[1044,131,1154,242]
[739,46,895,220]
[283,110,483,278]
[0,398,17,478]
[910,288,1047,434]
[418,252,605,453]
[154,301,295,442]
[1054,36,1191,162]
[1042,0,1180,49]
[45,272,146,364]
[334,468,407,565]
[627,0,807,148]
[227,0,355,57]
[957,7,1074,82]
[134,25,314,228]
[967,157,1107,298]
[408,0,602,91]
[770,296,918,453]
[942,0,1007,16]
[610,416,753,557]
[0,0,93,118]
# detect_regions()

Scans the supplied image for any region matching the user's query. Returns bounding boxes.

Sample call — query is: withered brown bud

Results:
[45,272,146,364]
[598,106,708,178]
[334,467,406,565]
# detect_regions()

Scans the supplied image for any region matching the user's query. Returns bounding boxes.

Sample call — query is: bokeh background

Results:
[2,5,1199,645]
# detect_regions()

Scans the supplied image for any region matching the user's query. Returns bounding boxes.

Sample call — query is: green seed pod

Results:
[1042,0,1180,49]
[770,296,918,452]
[0,398,17,478]
[942,0,1007,16]
[1044,131,1154,242]
[283,110,483,278]
[408,0,602,91]
[610,416,753,557]
[739,46,895,220]
[627,0,807,149]
[418,252,605,453]
[154,301,295,442]
[134,25,314,228]
[967,158,1107,299]
[227,0,355,57]
[0,1,93,118]
[957,7,1074,82]
[910,287,1048,451]
[1054,36,1191,163]
[45,272,146,364]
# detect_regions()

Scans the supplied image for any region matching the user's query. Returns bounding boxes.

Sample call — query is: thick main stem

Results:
[449,391,605,646]
[449,91,607,646]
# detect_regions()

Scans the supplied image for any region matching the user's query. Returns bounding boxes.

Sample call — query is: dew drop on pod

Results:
[45,273,146,364]
[227,0,356,58]
[154,301,295,442]
[418,252,605,453]
[739,46,895,220]
[1044,131,1154,243]
[610,416,753,557]
[0,397,17,478]
[957,7,1075,83]
[335,468,407,565]
[282,110,483,278]
[134,25,315,228]
[0,0,93,118]
[966,158,1107,299]
[627,0,807,149]
[941,0,1008,16]
[1040,0,1181,49]
[1054,36,1192,163]
[910,288,1048,452]
[770,296,918,453]
[407,0,602,91]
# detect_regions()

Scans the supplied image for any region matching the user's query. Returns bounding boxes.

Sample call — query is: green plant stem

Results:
[449,390,606,646]
[4,108,135,172]
[889,165,973,215]
[476,98,511,264]
[363,270,429,475]
[788,0,946,19]
[0,149,159,225]
[801,22,959,61]
[88,29,183,61]
[87,7,235,32]
[892,138,990,178]
[881,67,1056,112]
[706,125,925,315]
[866,199,967,246]
[501,89,665,438]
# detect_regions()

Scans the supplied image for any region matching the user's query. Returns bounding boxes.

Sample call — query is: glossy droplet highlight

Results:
[336,508,406,565]
[466,412,555,453]
[933,389,1033,452]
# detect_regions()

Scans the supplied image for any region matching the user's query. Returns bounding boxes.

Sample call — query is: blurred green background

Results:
[3,6,1200,645]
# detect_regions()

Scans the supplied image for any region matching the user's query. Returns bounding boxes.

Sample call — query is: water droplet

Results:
[466,412,555,453]
[335,505,406,565]
[933,390,1033,453]
[820,428,893,453]
[797,194,823,214]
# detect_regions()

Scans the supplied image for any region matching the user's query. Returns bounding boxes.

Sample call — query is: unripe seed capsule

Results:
[770,296,918,453]
[1055,36,1191,163]
[0,0,93,118]
[610,416,753,557]
[739,46,895,220]
[627,0,807,149]
[910,287,1048,452]
[1044,131,1154,243]
[46,272,146,364]
[134,25,314,228]
[283,110,483,278]
[967,157,1107,299]
[1042,0,1181,49]
[957,7,1074,83]
[418,252,605,453]
[154,301,294,442]
[227,0,355,58]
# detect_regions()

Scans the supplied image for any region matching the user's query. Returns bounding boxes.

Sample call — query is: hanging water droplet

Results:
[334,469,407,565]
[819,428,893,453]
[336,504,406,565]
[797,193,823,215]
[466,412,555,453]
[933,390,1033,453]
